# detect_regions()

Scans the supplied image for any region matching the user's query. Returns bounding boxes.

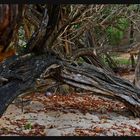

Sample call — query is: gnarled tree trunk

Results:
[0,4,140,118]
[0,53,140,117]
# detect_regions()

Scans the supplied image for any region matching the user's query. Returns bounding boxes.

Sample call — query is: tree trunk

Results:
[0,4,140,119]
[134,51,140,88]
[129,21,135,68]
[0,53,140,117]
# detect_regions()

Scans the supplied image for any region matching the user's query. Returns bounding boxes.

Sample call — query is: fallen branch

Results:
[0,53,140,117]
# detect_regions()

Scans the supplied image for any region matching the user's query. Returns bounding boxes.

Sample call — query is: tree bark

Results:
[0,53,140,117]
[0,4,140,119]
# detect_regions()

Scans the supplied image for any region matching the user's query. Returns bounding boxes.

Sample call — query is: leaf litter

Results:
[0,72,140,136]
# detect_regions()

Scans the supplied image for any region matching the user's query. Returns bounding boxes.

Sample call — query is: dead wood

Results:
[0,53,140,117]
[0,53,60,116]
[0,4,140,119]
[51,61,140,117]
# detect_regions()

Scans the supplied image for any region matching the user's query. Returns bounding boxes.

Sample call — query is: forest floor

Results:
[0,69,140,136]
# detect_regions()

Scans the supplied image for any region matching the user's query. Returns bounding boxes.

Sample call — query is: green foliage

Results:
[102,54,131,67]
[18,26,26,48]
[127,4,140,11]
[106,17,129,45]
[114,57,131,66]
[78,57,85,63]
[118,18,129,30]
[16,26,28,54]
[24,123,32,130]
[107,27,123,45]
[101,5,112,16]
[73,23,81,29]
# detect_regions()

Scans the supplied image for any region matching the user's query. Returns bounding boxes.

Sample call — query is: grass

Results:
[114,58,131,65]
[75,54,132,67]
[102,55,132,67]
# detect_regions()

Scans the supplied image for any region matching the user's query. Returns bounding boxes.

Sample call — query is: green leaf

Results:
[24,123,32,130]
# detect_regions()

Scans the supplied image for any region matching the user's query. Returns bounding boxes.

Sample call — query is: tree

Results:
[0,4,140,117]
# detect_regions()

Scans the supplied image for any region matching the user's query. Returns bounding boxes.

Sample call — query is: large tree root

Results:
[0,54,140,117]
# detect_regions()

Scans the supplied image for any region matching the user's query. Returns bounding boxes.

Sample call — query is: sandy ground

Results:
[0,72,140,136]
